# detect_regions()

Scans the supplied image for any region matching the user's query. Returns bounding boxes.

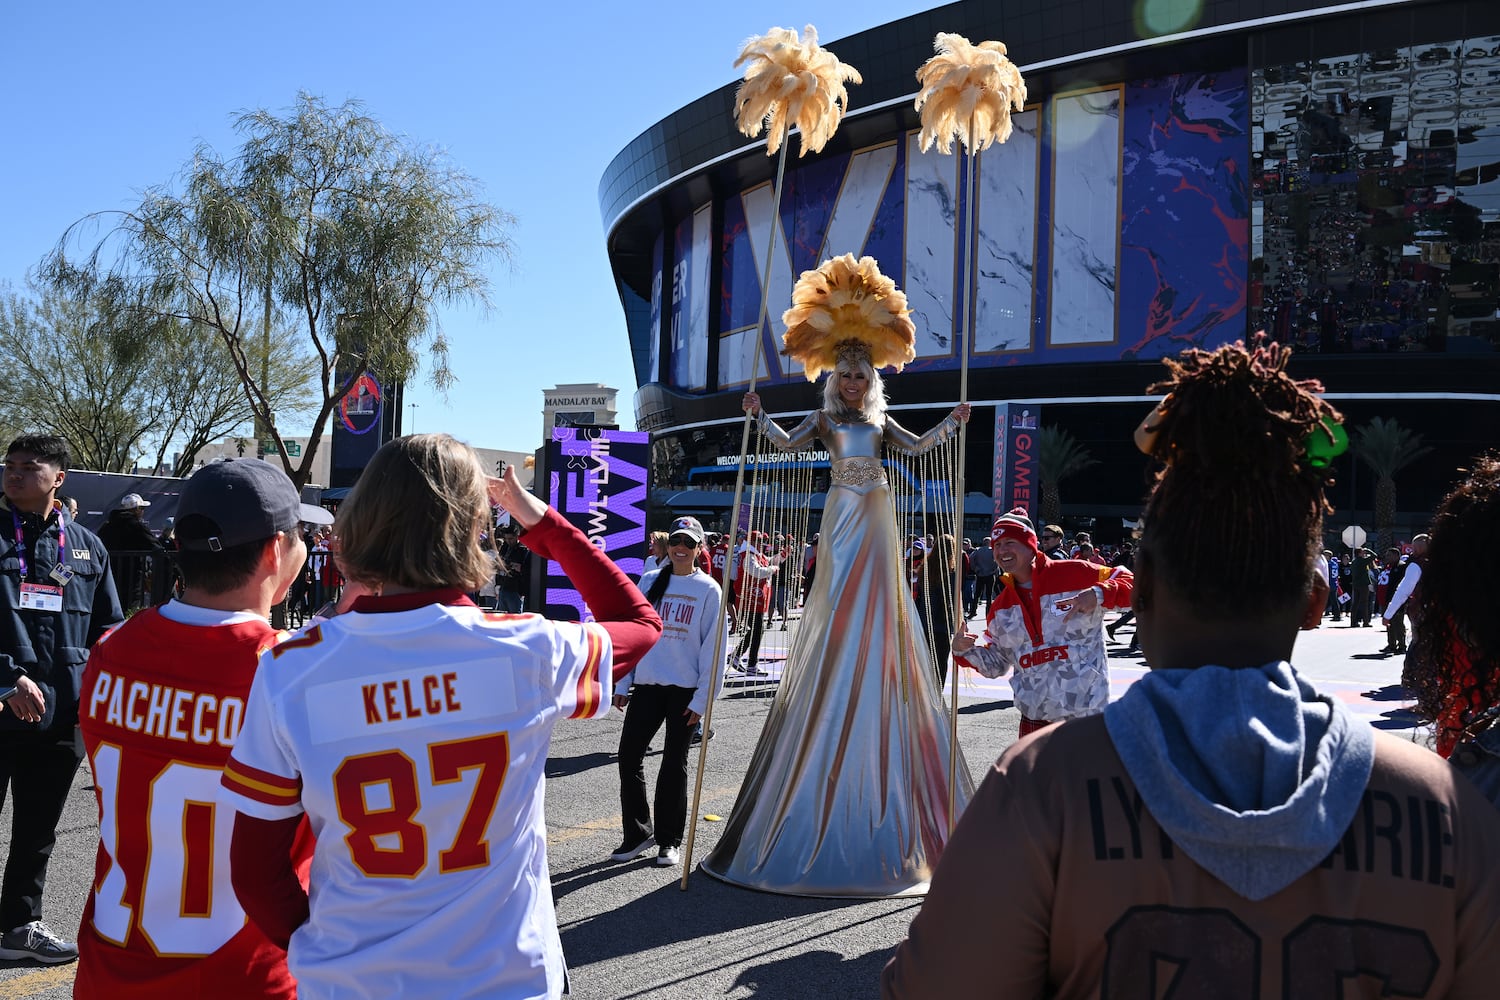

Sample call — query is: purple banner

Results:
[543,427,649,622]
[993,404,1041,523]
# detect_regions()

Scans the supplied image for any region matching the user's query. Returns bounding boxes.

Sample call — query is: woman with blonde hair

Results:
[220,433,661,1000]
[702,344,972,897]
[643,531,670,575]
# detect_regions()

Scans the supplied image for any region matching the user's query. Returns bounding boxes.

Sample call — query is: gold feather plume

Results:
[781,254,916,381]
[734,25,862,157]
[913,33,1028,154]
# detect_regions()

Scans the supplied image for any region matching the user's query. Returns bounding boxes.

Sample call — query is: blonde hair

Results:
[821,356,889,423]
[336,433,494,592]
[650,531,670,559]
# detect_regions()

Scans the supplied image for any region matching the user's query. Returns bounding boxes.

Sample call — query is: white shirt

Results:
[221,603,611,1000]
[1385,561,1423,618]
[614,569,726,716]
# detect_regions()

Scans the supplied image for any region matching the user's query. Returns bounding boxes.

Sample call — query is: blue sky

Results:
[2,0,924,454]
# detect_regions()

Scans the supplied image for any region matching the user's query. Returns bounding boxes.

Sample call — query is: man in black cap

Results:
[495,522,530,614]
[74,459,331,998]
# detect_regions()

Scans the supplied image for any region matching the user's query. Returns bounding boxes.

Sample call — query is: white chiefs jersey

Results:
[220,602,611,1000]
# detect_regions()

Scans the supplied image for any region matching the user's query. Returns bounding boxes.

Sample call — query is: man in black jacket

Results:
[97,494,163,610]
[0,435,122,963]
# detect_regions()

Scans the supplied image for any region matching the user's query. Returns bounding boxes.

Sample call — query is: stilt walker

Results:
[913,33,1028,830]
[682,24,861,888]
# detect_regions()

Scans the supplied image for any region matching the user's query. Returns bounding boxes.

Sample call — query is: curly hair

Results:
[1406,453,1500,754]
[1135,337,1341,621]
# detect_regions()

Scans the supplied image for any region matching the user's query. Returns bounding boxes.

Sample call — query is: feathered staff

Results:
[683,25,861,889]
[914,32,1027,833]
[734,25,862,157]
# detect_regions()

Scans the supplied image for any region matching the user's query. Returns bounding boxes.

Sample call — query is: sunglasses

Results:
[668,534,699,548]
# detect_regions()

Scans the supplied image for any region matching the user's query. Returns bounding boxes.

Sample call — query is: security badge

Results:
[50,564,76,585]
[19,583,63,613]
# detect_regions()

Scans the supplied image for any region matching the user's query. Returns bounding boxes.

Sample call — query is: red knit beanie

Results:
[990,507,1038,553]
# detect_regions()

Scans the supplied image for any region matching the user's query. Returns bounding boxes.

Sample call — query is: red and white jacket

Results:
[954,554,1132,723]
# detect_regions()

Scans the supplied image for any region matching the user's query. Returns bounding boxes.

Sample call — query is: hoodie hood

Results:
[1103,661,1374,901]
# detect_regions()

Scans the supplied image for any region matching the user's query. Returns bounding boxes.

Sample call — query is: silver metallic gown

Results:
[700,410,975,897]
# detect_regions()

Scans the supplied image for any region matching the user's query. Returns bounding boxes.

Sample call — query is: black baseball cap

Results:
[176,459,334,552]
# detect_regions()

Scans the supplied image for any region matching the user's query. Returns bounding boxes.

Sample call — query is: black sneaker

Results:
[0,921,77,964]
[654,845,681,867]
[608,835,655,862]
[689,727,714,746]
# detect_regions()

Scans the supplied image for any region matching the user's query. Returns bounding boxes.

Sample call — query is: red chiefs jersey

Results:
[76,606,313,1000]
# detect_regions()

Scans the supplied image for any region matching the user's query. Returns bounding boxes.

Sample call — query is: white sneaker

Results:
[609,835,655,862]
[654,845,681,867]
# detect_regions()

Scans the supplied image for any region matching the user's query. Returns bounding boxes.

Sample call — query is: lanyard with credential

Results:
[10,504,66,583]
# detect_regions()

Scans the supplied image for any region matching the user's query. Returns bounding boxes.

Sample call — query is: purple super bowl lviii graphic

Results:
[543,427,649,622]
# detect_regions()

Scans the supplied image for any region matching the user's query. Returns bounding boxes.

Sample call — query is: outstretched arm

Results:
[950,615,1012,680]
[882,404,970,455]
[493,466,662,680]
[743,392,822,451]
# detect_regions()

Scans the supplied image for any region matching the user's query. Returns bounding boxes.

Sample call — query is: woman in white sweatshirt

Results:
[609,516,727,868]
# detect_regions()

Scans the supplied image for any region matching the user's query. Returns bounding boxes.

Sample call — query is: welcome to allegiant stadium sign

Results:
[714,450,830,466]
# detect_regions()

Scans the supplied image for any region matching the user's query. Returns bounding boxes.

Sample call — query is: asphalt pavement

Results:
[0,612,1424,999]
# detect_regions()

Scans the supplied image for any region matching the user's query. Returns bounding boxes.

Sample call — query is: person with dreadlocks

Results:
[1406,456,1500,775]
[883,339,1500,999]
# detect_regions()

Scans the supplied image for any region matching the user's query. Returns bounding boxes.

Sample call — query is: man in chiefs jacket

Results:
[952,508,1131,737]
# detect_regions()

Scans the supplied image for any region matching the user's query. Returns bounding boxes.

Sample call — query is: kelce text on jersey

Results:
[363,672,462,725]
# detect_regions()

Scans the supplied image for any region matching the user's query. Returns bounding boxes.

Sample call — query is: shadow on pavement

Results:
[729,945,894,998]
[1360,684,1409,702]
[1373,708,1424,731]
[547,752,617,779]
[558,872,914,975]
[958,700,1013,715]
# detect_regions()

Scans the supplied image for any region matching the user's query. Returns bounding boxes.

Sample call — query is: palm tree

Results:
[1038,426,1098,525]
[1352,417,1431,551]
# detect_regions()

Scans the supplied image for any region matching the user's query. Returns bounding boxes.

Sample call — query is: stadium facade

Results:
[601,0,1500,542]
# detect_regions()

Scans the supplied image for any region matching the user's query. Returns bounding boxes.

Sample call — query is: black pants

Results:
[976,575,997,613]
[732,614,765,672]
[1350,585,1371,627]
[0,727,84,930]
[618,685,695,850]
[1385,608,1407,652]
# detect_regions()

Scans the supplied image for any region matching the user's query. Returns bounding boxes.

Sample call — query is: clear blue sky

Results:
[2,0,925,453]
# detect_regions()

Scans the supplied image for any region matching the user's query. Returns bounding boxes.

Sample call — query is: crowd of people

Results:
[3,331,1500,996]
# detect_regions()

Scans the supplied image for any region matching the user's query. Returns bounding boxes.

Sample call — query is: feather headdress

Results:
[914,33,1028,154]
[734,25,862,157]
[781,254,916,381]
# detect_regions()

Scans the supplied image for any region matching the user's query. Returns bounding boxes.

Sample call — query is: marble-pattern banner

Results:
[974,108,1040,356]
[719,181,796,387]
[1049,89,1122,348]
[904,132,961,361]
[668,207,712,391]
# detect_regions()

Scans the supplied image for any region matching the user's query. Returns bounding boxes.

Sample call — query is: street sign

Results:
[1341,525,1367,548]
[284,441,302,457]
